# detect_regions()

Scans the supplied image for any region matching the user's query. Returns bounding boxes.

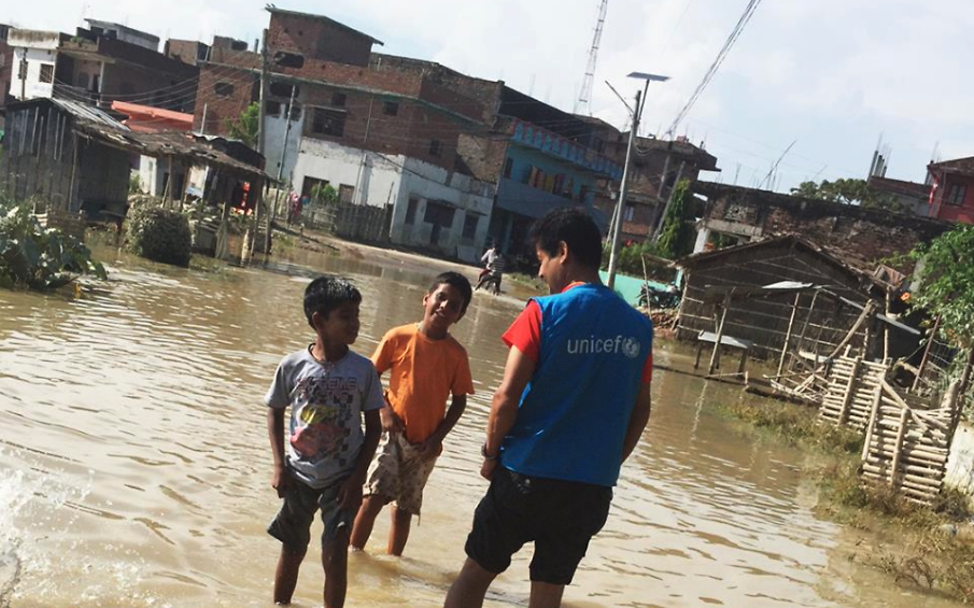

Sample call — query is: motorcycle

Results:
[638,282,680,309]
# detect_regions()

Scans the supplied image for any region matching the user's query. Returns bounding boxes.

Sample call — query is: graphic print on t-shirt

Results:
[289,375,358,466]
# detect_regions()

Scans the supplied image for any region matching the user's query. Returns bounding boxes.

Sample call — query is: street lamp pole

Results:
[606,72,669,291]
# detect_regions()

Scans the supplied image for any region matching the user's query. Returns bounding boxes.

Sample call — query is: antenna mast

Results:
[574,0,609,115]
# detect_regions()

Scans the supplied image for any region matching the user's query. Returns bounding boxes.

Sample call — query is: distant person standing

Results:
[444,208,654,608]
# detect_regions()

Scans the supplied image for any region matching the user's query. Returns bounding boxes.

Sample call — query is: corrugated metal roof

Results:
[49,97,130,131]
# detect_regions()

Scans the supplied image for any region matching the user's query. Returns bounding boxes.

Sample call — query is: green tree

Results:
[310,183,338,205]
[909,225,974,349]
[224,102,260,149]
[657,179,695,259]
[791,178,904,213]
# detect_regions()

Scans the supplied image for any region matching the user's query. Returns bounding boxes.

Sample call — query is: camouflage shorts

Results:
[363,431,438,515]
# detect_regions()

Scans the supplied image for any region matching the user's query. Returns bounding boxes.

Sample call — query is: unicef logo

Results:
[622,337,640,359]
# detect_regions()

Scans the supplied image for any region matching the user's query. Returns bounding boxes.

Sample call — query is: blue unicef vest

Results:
[501,282,653,487]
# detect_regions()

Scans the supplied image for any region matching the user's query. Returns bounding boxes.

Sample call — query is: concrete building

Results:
[459,89,623,259]
[83,19,159,52]
[7,23,197,112]
[692,182,951,270]
[866,175,931,217]
[595,134,719,242]
[165,36,251,67]
[192,6,628,262]
[926,156,974,225]
[193,7,500,261]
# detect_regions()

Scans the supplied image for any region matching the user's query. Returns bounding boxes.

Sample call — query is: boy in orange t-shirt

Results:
[350,272,475,556]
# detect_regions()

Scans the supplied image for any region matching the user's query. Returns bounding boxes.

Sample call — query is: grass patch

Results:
[723,396,974,603]
[723,399,863,454]
[505,272,546,294]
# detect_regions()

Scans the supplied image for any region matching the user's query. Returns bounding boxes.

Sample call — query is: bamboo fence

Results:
[818,356,889,430]
[859,380,958,505]
[817,353,960,505]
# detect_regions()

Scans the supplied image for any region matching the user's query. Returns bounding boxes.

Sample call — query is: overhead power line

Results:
[665,0,764,138]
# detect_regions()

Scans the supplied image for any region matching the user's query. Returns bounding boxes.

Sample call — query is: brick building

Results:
[8,22,198,113]
[866,175,931,217]
[465,90,624,259]
[693,182,952,270]
[926,156,974,225]
[193,7,498,260]
[595,134,719,242]
[192,6,625,261]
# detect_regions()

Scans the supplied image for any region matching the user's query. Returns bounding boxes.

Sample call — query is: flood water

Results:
[0,244,965,608]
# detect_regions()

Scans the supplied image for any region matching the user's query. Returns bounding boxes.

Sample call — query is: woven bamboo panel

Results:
[818,356,887,431]
[858,381,957,506]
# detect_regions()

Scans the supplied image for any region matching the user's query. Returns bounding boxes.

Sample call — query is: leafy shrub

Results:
[0,200,106,290]
[128,205,192,267]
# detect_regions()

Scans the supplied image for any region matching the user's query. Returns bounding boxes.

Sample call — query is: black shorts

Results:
[464,467,612,585]
[267,476,354,552]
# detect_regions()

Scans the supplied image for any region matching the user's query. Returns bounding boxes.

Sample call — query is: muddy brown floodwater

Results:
[0,244,966,608]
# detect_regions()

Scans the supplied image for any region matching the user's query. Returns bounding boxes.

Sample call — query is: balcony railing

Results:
[510,119,623,180]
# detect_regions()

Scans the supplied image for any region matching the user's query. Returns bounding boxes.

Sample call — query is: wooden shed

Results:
[676,235,888,360]
[0,97,267,218]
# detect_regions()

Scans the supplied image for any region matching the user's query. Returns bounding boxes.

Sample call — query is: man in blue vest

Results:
[444,208,654,608]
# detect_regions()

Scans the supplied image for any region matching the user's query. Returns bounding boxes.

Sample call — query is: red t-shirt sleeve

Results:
[502,299,653,382]
[502,300,542,362]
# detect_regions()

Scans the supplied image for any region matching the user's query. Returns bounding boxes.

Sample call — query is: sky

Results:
[5,0,973,192]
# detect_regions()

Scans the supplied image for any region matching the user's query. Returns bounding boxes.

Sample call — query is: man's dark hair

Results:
[304,276,362,327]
[529,207,603,269]
[429,271,473,314]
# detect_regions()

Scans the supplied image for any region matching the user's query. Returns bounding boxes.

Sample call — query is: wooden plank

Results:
[838,357,863,425]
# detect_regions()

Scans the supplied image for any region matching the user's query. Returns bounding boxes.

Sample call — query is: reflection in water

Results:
[0,246,965,607]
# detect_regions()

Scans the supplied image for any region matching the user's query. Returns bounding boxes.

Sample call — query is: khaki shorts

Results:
[363,431,438,515]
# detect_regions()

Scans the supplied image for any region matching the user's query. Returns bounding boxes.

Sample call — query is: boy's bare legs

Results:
[443,558,497,608]
[350,495,386,550]
[322,530,350,608]
[274,546,306,605]
[529,582,565,608]
[388,507,412,556]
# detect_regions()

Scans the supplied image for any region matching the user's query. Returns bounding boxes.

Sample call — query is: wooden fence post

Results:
[777,292,802,378]
[862,383,883,461]
[890,407,911,488]
[838,356,863,426]
[708,294,731,375]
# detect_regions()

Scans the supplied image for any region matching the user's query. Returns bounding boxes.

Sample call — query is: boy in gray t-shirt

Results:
[265,277,383,608]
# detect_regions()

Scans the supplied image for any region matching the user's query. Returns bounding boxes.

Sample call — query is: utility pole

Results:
[255,28,270,258]
[277,86,297,182]
[606,89,641,291]
[257,28,269,157]
[19,50,28,100]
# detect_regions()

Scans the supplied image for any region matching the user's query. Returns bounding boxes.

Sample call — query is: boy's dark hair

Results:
[429,271,473,314]
[529,207,602,269]
[304,276,362,327]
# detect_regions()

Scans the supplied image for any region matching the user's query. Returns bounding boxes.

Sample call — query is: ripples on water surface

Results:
[0,246,964,607]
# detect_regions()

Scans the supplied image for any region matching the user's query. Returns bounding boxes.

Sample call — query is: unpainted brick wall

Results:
[193,63,258,135]
[268,12,373,67]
